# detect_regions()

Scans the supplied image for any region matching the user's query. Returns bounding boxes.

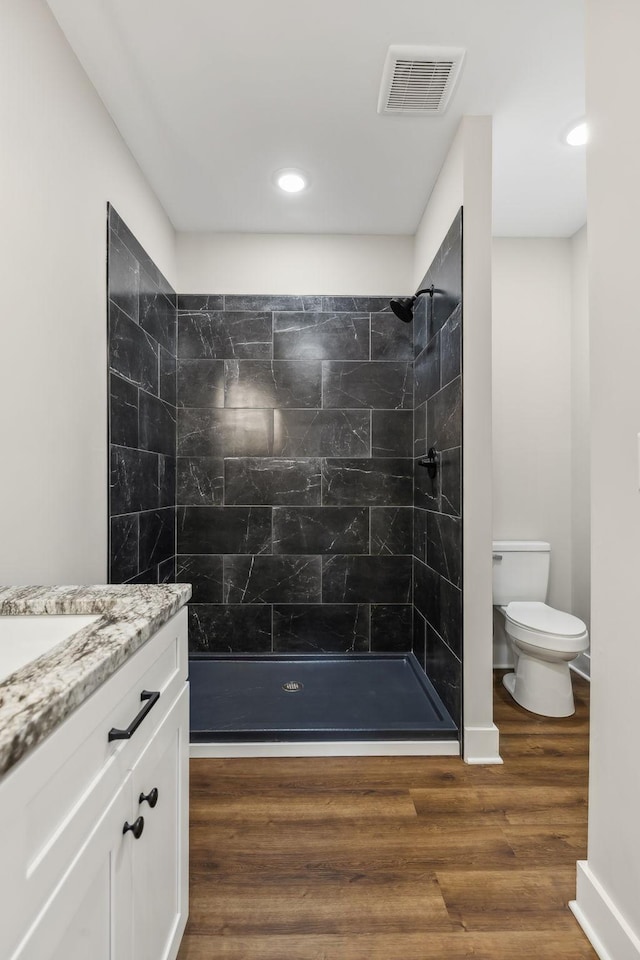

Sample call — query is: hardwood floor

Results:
[177,671,597,959]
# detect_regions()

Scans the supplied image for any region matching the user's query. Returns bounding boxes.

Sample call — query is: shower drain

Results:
[282,680,304,692]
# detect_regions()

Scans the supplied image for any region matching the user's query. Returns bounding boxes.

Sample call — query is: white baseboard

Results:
[571,652,591,681]
[570,860,640,960]
[190,739,460,758]
[463,723,502,764]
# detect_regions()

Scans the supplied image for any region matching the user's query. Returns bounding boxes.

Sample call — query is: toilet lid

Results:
[504,602,587,637]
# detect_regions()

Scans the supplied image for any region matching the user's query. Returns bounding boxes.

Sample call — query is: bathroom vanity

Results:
[0,584,191,960]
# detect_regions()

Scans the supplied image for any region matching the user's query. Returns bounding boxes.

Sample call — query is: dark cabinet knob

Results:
[139,787,159,809]
[123,816,144,839]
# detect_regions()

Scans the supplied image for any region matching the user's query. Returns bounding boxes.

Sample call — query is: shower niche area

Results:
[108,204,463,747]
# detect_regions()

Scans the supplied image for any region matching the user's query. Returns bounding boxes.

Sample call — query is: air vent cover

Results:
[378,45,466,116]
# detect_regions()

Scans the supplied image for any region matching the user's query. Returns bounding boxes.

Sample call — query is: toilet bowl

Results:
[493,541,589,717]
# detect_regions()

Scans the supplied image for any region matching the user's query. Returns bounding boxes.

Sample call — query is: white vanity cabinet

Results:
[0,607,189,960]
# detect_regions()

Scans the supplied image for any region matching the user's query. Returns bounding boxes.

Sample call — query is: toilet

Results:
[492,540,589,717]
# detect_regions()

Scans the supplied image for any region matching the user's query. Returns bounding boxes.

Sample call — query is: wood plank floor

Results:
[177,671,597,959]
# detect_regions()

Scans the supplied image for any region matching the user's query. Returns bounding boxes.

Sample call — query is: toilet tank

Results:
[492,540,550,605]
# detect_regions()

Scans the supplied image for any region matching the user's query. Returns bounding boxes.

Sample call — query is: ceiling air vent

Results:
[377,45,466,116]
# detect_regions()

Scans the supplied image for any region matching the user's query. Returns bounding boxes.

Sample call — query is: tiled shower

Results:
[108,205,463,735]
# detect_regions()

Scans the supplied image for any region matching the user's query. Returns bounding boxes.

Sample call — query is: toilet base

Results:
[502,652,576,717]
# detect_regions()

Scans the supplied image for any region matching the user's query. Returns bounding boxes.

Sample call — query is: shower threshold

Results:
[189,653,458,742]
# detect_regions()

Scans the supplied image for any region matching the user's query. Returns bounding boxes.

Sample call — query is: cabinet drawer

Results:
[0,608,187,952]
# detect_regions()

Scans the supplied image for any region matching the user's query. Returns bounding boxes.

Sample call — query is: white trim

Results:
[463,723,502,764]
[571,652,591,681]
[570,861,640,960]
[190,739,460,759]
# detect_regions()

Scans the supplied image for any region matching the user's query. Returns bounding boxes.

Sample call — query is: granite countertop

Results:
[0,584,191,780]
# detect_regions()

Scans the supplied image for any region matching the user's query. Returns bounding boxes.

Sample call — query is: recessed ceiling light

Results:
[275,169,308,193]
[565,121,588,146]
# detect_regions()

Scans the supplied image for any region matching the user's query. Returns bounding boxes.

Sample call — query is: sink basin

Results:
[0,615,100,684]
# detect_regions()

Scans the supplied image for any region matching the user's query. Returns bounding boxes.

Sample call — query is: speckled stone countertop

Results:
[0,584,191,779]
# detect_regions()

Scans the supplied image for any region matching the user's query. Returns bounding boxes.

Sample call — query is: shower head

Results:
[389,285,435,323]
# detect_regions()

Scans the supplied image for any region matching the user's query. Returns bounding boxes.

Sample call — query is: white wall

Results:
[0,0,176,585]
[570,225,590,630]
[492,239,573,612]
[177,232,413,295]
[414,117,498,763]
[571,1,640,956]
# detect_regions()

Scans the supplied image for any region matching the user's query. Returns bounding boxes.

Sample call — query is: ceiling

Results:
[46,0,586,237]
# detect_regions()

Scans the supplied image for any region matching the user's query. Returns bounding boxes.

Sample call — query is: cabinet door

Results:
[130,686,189,960]
[10,774,133,960]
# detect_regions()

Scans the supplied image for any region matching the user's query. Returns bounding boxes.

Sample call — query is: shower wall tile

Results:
[159,347,177,406]
[440,303,462,386]
[177,408,274,457]
[178,311,272,360]
[322,458,413,506]
[110,446,159,516]
[158,556,177,584]
[273,312,369,360]
[138,507,175,571]
[323,361,412,410]
[322,555,412,604]
[178,506,271,555]
[371,410,413,457]
[273,506,369,555]
[427,376,462,451]
[426,512,462,588]
[413,401,427,458]
[224,359,322,408]
[110,515,139,583]
[138,392,176,457]
[109,304,158,394]
[370,312,413,361]
[189,604,272,654]
[415,334,440,406]
[274,409,369,457]
[110,374,139,449]
[159,455,176,508]
[224,457,322,506]
[321,296,392,313]
[177,295,224,312]
[273,605,369,653]
[426,625,461,724]
[412,609,427,669]
[108,232,139,323]
[225,294,323,312]
[177,457,224,505]
[440,447,462,517]
[177,359,225,408]
[370,605,413,652]
[176,555,223,603]
[370,507,413,555]
[139,289,176,355]
[414,459,440,511]
[224,555,322,604]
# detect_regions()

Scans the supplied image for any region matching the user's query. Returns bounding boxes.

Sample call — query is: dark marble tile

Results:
[415,334,440,406]
[440,446,461,517]
[372,410,413,457]
[177,408,273,457]
[440,303,461,387]
[188,604,272,654]
[110,445,159,515]
[139,289,176,355]
[370,312,413,360]
[110,374,138,449]
[178,311,272,360]
[413,559,462,659]
[110,514,138,583]
[414,401,427,458]
[428,210,462,338]
[178,506,271,554]
[176,554,223,602]
[274,409,369,457]
[177,457,224,505]
[413,557,437,623]
[177,295,224,312]
[370,507,413,555]
[158,555,176,584]
[427,376,462,452]
[323,361,412,410]
[412,608,427,670]
[273,312,369,361]
[224,555,321,604]
[273,605,369,653]
[139,392,176,457]
[159,347,176,406]
[139,507,174,569]
[414,455,440,511]
[159,456,176,508]
[225,360,322,408]
[322,556,412,603]
[426,625,461,726]
[225,295,322,312]
[108,230,139,323]
[273,507,369,555]
[370,605,412,652]
[127,565,159,585]
[225,458,321,506]
[177,359,224,408]
[109,303,158,394]
[321,297,392,313]
[413,508,428,564]
[322,459,413,506]
[412,293,429,359]
[426,512,462,587]
[109,207,174,297]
